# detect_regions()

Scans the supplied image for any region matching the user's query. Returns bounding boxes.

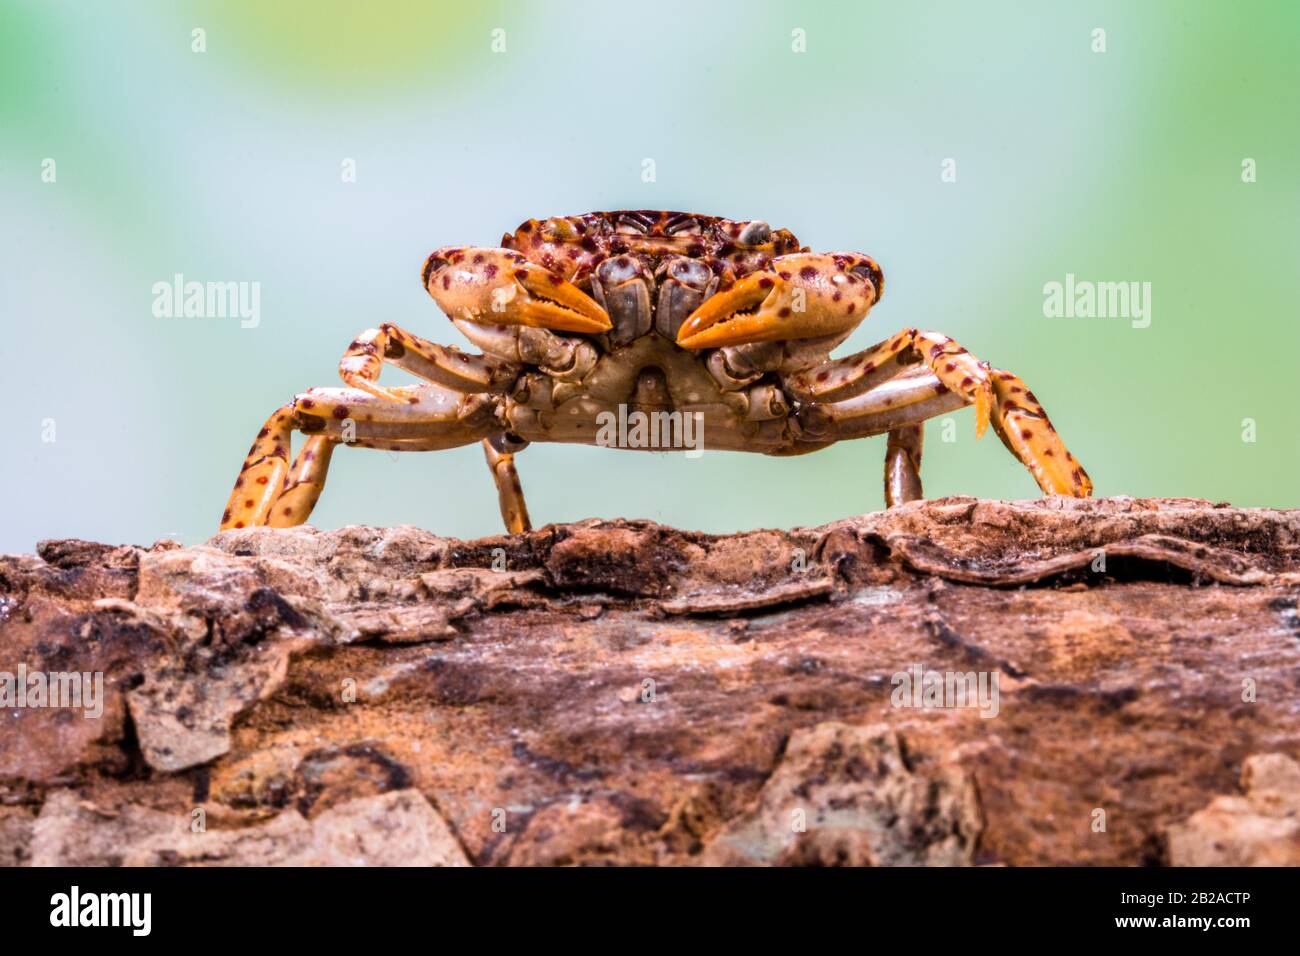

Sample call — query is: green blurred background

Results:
[3,0,1298,552]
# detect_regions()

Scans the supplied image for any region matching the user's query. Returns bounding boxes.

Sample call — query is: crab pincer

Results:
[423,247,611,334]
[675,253,882,349]
[680,253,993,437]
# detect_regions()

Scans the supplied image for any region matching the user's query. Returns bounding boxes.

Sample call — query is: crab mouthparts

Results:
[675,274,779,349]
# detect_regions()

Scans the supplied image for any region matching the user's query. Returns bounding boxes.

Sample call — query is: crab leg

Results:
[884,425,924,507]
[269,436,337,527]
[792,369,967,447]
[221,404,296,529]
[339,323,519,401]
[986,367,1091,497]
[219,383,503,530]
[784,328,993,436]
[785,330,1089,497]
[791,354,1091,497]
[482,436,531,534]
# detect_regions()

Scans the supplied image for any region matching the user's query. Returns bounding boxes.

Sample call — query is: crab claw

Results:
[676,253,882,349]
[423,247,612,335]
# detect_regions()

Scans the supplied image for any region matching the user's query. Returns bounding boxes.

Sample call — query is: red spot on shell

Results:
[333,406,350,419]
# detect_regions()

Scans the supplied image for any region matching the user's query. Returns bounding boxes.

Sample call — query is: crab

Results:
[219,210,1092,533]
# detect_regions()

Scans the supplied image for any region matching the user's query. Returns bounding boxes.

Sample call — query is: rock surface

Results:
[2,496,1299,866]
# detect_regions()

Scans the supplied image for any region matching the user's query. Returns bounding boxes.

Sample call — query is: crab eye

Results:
[422,255,452,287]
[849,258,884,295]
[666,257,712,287]
[597,255,642,284]
[736,220,771,247]
[614,211,654,234]
[664,214,701,236]
[541,217,577,241]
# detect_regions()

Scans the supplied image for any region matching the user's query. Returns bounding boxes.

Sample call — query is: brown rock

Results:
[700,722,981,866]
[2,496,1299,866]
[30,789,468,866]
[1167,753,1300,865]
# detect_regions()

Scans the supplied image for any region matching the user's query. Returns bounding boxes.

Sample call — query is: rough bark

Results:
[2,496,1299,866]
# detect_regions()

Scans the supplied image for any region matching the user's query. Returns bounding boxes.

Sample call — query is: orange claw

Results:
[423,246,611,334]
[676,252,882,349]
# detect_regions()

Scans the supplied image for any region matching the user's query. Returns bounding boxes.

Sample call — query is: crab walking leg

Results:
[792,369,966,443]
[785,330,1092,497]
[220,383,504,531]
[339,323,518,401]
[783,328,993,435]
[220,404,296,529]
[481,437,531,533]
[884,425,924,507]
[267,436,337,528]
[987,368,1093,496]
[793,365,1092,497]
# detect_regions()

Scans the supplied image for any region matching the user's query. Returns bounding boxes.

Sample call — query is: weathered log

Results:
[2,496,1298,866]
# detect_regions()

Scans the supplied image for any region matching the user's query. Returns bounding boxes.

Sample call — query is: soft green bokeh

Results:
[3,0,1298,552]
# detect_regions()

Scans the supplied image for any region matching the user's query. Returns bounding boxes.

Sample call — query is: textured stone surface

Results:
[1,496,1299,866]
[30,788,469,866]
[1166,753,1300,866]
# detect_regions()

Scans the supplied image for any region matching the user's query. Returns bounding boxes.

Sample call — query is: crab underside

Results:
[220,210,1091,533]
